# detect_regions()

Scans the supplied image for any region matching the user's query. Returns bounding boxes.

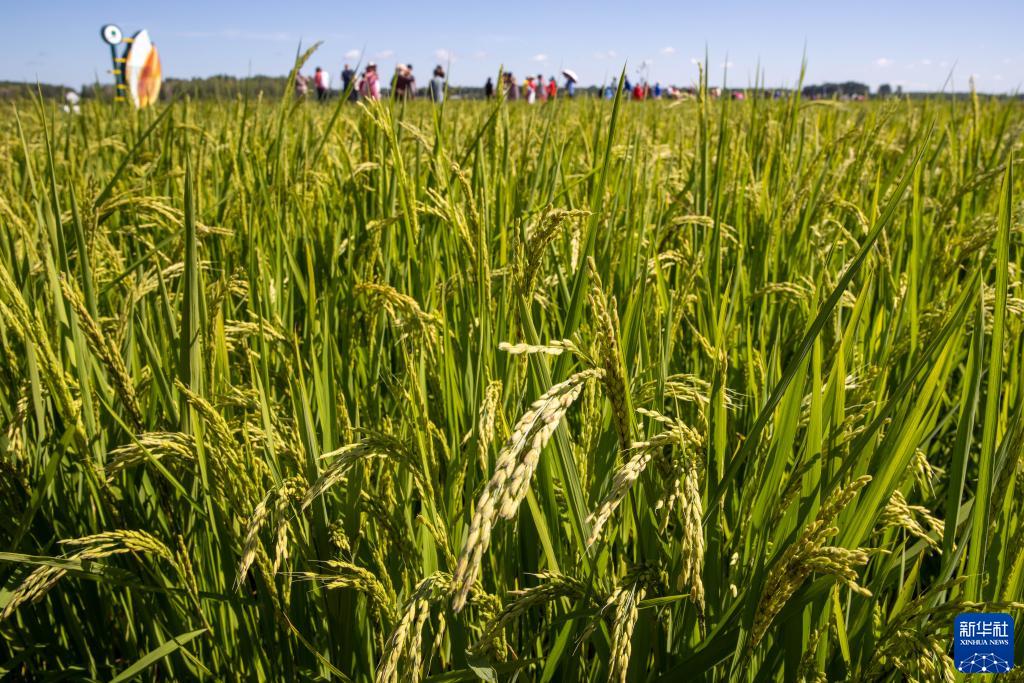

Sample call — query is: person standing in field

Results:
[484,77,494,99]
[565,75,576,98]
[392,65,403,97]
[341,64,356,101]
[524,76,537,103]
[504,73,519,100]
[394,64,416,99]
[314,66,330,101]
[406,65,416,97]
[295,73,309,99]
[546,76,557,100]
[536,73,546,101]
[632,81,644,100]
[429,65,445,102]
[359,63,381,101]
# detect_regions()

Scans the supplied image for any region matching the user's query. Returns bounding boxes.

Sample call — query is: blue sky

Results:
[2,0,1022,92]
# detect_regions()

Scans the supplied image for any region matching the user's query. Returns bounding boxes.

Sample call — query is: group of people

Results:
[610,78,662,101]
[486,73,687,103]
[604,78,699,101]
[486,73,576,103]
[295,61,694,103]
[295,63,448,102]
[388,63,446,101]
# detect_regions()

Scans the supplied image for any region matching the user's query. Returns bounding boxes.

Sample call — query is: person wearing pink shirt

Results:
[359,62,381,101]
[314,66,330,101]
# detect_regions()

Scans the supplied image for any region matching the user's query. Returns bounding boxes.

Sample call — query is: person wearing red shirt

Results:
[546,77,557,100]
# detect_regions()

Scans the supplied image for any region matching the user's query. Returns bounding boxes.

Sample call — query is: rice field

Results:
[1,62,1023,681]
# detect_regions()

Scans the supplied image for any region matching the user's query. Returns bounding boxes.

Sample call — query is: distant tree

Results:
[840,81,870,97]
[0,81,70,100]
[877,83,892,98]
[801,81,869,99]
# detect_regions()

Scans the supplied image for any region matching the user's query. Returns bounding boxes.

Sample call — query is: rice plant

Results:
[1,63,1022,681]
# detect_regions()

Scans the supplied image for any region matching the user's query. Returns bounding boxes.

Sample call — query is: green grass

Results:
[0,69,1022,681]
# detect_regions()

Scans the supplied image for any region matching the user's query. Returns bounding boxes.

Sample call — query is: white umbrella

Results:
[561,69,578,83]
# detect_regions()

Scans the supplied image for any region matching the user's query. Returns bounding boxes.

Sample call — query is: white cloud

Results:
[1003,57,1013,65]
[874,57,893,67]
[660,46,676,55]
[720,61,734,69]
[376,49,394,59]
[531,53,548,62]
[473,50,488,60]
[435,48,456,63]
[344,48,361,60]
[920,58,932,66]
[690,57,700,65]
[993,74,1004,81]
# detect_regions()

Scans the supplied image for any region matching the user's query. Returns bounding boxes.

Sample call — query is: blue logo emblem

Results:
[954,613,1014,673]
